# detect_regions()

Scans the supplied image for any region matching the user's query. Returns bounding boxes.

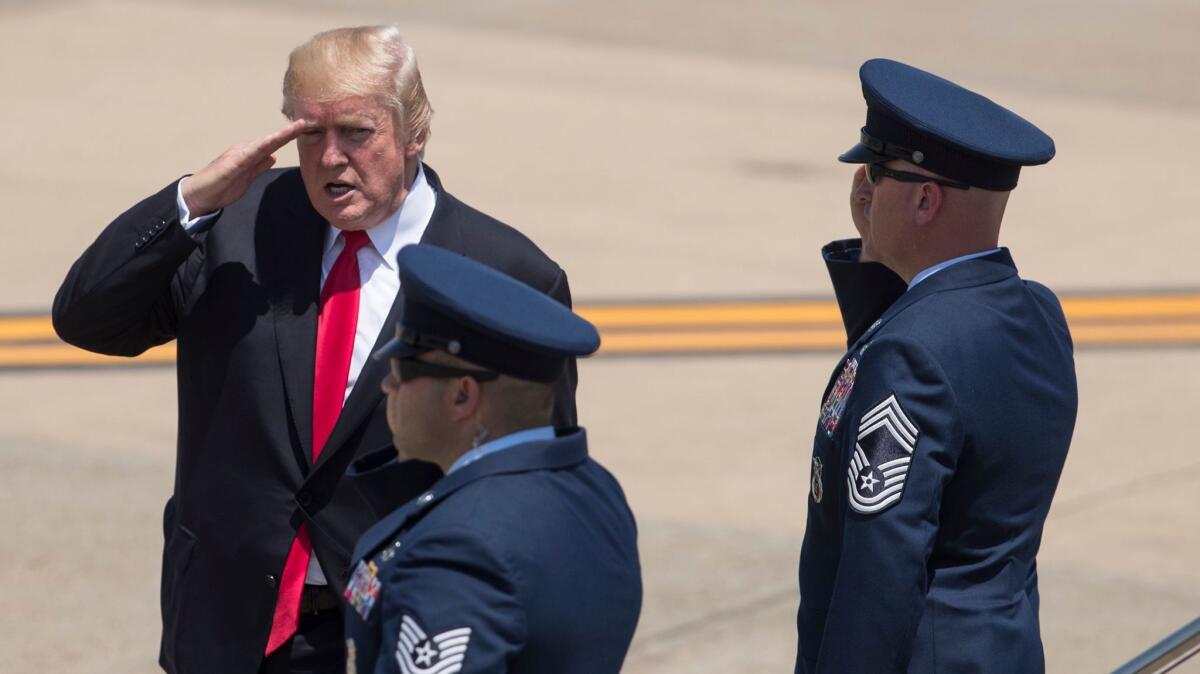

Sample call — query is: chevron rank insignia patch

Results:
[396,614,472,674]
[847,393,920,514]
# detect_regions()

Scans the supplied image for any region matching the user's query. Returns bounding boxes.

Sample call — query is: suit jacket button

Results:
[265,574,277,588]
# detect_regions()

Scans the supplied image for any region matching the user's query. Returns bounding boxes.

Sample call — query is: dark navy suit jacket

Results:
[797,240,1077,674]
[52,165,575,674]
[344,429,642,674]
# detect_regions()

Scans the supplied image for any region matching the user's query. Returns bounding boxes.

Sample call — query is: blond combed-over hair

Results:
[282,25,433,148]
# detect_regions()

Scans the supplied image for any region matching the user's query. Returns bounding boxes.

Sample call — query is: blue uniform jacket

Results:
[343,428,642,674]
[797,241,1078,673]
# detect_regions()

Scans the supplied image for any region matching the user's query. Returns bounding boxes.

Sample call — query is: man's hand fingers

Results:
[258,119,308,156]
[250,154,277,179]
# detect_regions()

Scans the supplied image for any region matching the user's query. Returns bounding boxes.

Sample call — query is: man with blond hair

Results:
[54,25,576,674]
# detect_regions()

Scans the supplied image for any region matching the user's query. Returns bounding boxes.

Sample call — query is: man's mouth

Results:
[325,182,355,198]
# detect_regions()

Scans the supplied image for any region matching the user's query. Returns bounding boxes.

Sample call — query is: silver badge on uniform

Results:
[810,456,824,503]
[346,639,358,674]
[847,393,919,515]
[396,614,472,674]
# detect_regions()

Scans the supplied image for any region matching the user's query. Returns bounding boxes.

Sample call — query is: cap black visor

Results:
[838,142,888,164]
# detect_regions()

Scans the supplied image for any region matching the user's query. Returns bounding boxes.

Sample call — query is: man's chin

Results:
[314,201,376,231]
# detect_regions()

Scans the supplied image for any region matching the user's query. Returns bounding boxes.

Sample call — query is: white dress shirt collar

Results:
[908,248,1002,289]
[322,163,436,265]
[447,426,558,475]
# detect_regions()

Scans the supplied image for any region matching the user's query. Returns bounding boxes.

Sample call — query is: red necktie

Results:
[266,229,370,654]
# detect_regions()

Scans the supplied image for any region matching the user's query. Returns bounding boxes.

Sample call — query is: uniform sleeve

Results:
[52,178,207,356]
[372,526,526,674]
[817,336,963,673]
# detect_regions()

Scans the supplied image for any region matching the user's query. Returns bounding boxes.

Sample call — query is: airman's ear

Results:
[447,376,480,422]
[914,183,943,226]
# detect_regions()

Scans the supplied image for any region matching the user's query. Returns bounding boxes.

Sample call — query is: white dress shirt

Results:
[177,166,437,584]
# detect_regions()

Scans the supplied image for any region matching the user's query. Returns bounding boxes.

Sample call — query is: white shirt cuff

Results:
[176,177,219,232]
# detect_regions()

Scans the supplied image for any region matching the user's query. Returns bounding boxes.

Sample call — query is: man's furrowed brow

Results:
[335,113,382,129]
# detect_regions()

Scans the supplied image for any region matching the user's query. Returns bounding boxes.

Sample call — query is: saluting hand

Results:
[849,165,874,262]
[181,119,308,217]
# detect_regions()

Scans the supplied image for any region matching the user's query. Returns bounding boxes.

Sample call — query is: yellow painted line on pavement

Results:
[1061,294,1200,320]
[1069,322,1200,345]
[0,316,58,341]
[600,328,847,353]
[5,291,1200,369]
[0,342,175,368]
[578,301,841,328]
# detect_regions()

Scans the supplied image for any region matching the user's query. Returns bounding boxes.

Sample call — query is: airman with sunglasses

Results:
[796,59,1078,674]
[342,244,641,674]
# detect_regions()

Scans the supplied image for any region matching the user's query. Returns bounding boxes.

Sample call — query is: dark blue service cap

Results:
[373,244,600,383]
[839,58,1055,191]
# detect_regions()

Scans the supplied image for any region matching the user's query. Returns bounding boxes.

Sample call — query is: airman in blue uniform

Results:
[343,244,641,674]
[796,59,1078,673]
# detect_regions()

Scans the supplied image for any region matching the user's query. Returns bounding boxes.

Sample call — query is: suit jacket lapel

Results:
[264,175,325,466]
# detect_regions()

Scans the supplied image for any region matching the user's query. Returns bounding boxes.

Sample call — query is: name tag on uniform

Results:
[345,560,382,620]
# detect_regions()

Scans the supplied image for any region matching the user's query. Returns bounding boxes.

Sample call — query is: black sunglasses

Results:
[866,163,970,190]
[391,356,500,383]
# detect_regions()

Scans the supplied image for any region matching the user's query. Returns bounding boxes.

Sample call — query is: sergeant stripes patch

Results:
[396,615,472,674]
[847,393,920,514]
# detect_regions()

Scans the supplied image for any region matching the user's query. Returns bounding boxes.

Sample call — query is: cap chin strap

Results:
[861,129,926,165]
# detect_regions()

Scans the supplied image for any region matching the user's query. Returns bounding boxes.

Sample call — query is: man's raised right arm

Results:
[52,120,306,355]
